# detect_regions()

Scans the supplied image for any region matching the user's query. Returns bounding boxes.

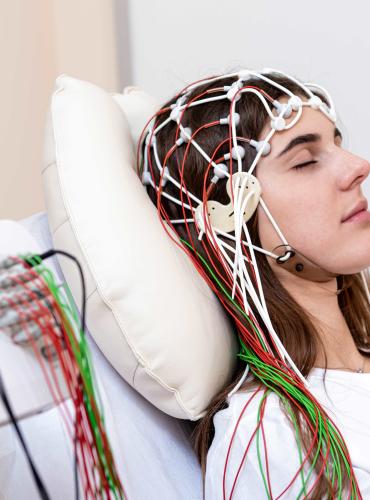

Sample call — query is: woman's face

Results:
[254,96,370,277]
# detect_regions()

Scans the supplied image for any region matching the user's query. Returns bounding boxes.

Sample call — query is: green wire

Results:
[176,242,360,499]
[179,238,270,353]
[237,339,356,499]
[19,253,125,499]
[255,390,273,499]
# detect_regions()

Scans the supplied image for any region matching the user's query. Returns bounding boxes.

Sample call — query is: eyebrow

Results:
[275,127,343,159]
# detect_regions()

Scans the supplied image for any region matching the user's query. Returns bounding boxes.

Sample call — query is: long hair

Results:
[139,72,370,499]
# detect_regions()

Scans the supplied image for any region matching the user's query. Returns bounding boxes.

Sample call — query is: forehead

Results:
[259,100,337,153]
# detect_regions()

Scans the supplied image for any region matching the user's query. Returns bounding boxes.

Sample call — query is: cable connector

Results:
[175,127,192,146]
[250,139,271,156]
[220,112,240,127]
[223,145,245,161]
[308,95,323,110]
[270,117,286,131]
[288,95,302,111]
[273,100,293,119]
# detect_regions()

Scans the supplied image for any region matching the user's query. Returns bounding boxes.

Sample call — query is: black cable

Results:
[0,372,51,500]
[36,249,86,335]
[36,249,85,500]
[23,248,87,500]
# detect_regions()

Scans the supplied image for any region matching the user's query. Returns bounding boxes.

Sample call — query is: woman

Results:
[139,68,370,499]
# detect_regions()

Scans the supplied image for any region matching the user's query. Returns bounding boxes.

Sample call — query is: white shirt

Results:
[205,368,370,499]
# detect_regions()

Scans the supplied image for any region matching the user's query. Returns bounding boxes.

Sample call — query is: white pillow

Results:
[41,74,238,420]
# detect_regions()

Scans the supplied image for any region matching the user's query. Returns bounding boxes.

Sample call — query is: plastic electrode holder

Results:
[309,95,322,110]
[250,140,271,156]
[288,95,302,111]
[213,163,229,178]
[271,117,286,131]
[170,107,181,122]
[226,84,242,102]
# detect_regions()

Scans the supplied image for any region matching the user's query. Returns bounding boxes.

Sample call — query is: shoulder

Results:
[213,385,299,456]
[212,384,286,431]
[205,385,316,499]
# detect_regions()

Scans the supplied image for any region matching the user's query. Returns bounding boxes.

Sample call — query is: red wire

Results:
[229,394,270,499]
[138,81,362,500]
[260,397,273,498]
[222,386,263,499]
[3,257,119,499]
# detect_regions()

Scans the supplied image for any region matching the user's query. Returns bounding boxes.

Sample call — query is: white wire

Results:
[216,238,256,267]
[258,198,289,246]
[209,184,310,388]
[231,176,253,299]
[184,72,240,93]
[205,225,247,303]
[227,364,250,399]
[151,115,172,135]
[305,82,334,108]
[237,87,276,118]
[177,123,219,170]
[282,104,303,130]
[213,228,280,260]
[230,192,280,353]
[247,128,276,177]
[230,88,276,175]
[169,218,195,224]
[142,69,336,393]
[147,179,192,210]
[214,227,288,363]
[213,221,271,345]
[151,139,202,205]
[250,69,296,97]
[261,68,314,98]
[242,219,268,312]
[175,94,227,111]
[212,231,251,313]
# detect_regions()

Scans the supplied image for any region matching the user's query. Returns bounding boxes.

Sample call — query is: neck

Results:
[276,272,366,370]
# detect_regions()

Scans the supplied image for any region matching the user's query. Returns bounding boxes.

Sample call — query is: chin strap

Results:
[272,244,340,282]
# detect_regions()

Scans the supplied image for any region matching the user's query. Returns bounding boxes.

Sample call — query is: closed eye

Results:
[293,160,318,171]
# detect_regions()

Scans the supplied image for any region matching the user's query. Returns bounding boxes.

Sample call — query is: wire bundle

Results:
[0,252,126,500]
[136,69,365,499]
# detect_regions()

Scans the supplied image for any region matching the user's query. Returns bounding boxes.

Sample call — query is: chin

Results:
[331,262,370,275]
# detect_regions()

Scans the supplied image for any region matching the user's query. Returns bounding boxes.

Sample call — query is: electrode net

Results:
[137,68,367,499]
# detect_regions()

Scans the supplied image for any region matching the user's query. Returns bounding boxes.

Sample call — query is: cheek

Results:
[256,177,334,252]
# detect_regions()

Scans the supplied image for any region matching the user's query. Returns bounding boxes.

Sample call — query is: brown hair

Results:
[142,72,370,499]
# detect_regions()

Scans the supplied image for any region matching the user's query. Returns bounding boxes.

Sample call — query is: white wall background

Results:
[119,0,370,197]
[0,0,120,219]
[3,0,369,218]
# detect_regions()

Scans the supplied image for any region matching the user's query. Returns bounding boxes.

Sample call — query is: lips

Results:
[341,199,368,223]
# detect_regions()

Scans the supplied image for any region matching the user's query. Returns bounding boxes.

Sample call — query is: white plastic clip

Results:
[273,100,293,119]
[226,82,242,102]
[160,166,169,187]
[213,163,229,179]
[308,95,323,110]
[220,113,240,127]
[238,70,251,81]
[223,145,245,161]
[145,133,156,147]
[271,117,286,131]
[142,171,152,185]
[328,108,337,121]
[250,139,271,156]
[175,127,192,146]
[170,107,181,122]
[288,95,302,111]
[176,95,187,107]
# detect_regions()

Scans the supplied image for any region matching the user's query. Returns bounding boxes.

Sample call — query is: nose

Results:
[337,150,370,191]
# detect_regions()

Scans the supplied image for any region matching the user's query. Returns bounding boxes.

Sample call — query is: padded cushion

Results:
[41,74,238,420]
